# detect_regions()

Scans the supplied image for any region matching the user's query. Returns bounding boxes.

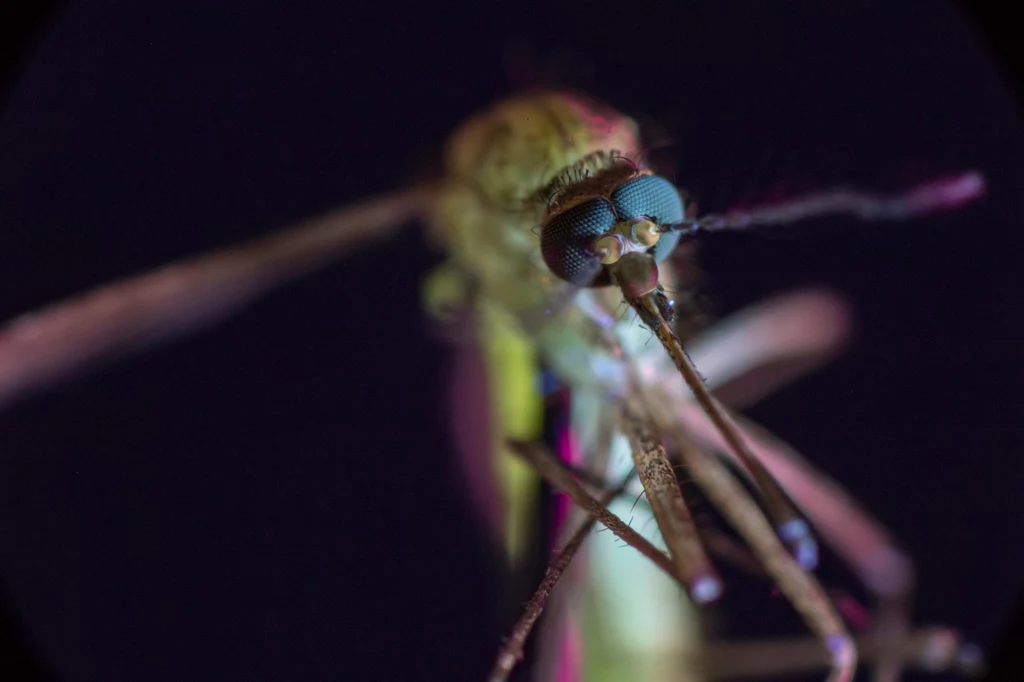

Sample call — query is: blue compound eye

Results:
[610,175,685,223]
[540,197,616,285]
[610,175,685,264]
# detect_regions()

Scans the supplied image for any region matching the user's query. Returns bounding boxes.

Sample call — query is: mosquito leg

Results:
[0,185,433,413]
[654,289,932,681]
[582,391,707,682]
[488,479,627,682]
[617,398,723,603]
[631,292,819,570]
[680,397,987,680]
[507,439,683,589]
[700,627,984,681]
[658,289,911,603]
[560,463,778,583]
[686,408,932,682]
[633,429,979,681]
[642,400,857,682]
[641,493,773,581]
[548,451,774,581]
[567,298,807,581]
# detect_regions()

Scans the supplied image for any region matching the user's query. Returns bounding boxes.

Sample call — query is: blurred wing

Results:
[686,288,852,408]
[0,186,432,412]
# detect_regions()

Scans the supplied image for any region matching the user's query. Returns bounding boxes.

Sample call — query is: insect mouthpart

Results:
[606,250,661,301]
[593,218,666,299]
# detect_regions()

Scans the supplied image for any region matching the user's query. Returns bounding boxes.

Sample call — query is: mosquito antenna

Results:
[661,171,986,237]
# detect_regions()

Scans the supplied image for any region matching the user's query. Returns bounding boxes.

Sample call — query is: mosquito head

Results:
[539,173,686,288]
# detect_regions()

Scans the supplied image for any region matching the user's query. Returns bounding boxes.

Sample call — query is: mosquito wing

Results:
[0,186,432,413]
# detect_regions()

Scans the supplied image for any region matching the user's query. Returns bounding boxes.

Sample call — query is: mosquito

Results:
[0,91,987,682]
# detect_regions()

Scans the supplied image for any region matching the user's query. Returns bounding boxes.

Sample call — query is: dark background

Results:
[0,1,1022,680]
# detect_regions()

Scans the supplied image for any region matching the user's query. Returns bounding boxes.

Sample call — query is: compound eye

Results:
[541,197,616,285]
[610,175,685,263]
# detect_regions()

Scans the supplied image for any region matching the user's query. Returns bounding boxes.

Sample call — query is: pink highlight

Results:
[548,389,585,682]
[564,95,641,150]
[551,391,582,550]
[832,592,872,631]
[448,336,504,540]
[903,171,986,213]
[555,617,584,682]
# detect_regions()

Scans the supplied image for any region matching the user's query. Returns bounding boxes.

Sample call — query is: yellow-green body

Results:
[425,92,703,681]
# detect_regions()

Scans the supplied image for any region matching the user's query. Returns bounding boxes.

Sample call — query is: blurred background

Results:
[0,1,1021,680]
